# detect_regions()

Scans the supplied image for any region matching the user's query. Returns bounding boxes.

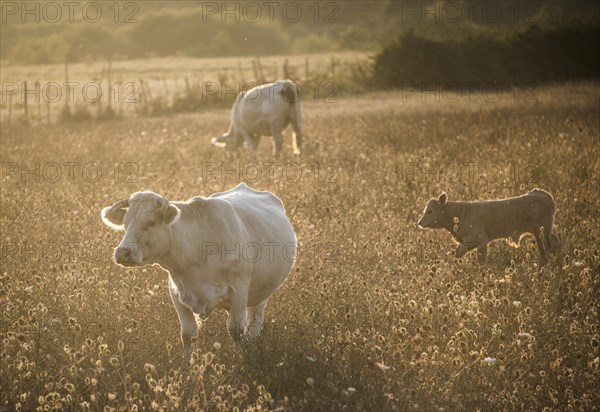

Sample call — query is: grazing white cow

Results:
[101,183,296,364]
[418,189,560,265]
[211,79,304,158]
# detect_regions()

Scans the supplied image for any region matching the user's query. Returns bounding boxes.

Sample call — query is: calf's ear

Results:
[438,192,447,204]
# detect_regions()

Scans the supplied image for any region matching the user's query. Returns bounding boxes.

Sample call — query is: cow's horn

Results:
[107,198,130,214]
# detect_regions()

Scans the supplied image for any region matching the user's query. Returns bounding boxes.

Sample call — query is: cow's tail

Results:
[281,80,303,155]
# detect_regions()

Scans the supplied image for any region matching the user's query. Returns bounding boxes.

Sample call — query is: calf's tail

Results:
[531,188,561,254]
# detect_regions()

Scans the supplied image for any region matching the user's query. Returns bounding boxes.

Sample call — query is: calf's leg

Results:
[549,233,561,253]
[544,226,561,254]
[477,244,488,263]
[533,230,548,266]
[455,240,480,260]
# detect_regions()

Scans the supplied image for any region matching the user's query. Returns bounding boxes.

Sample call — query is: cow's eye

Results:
[147,220,156,228]
[427,210,433,214]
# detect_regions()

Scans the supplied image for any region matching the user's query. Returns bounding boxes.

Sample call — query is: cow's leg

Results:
[270,127,284,159]
[533,229,548,266]
[169,281,197,366]
[237,128,255,157]
[291,119,303,156]
[246,299,268,341]
[249,134,261,151]
[227,293,248,342]
[477,244,488,263]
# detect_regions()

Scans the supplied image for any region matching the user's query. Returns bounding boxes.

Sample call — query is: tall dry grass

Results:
[1,81,598,411]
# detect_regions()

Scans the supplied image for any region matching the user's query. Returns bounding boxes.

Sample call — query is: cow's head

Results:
[418,192,447,228]
[210,131,242,151]
[101,192,180,267]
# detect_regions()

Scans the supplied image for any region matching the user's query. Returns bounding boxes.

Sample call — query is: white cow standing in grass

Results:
[101,183,296,364]
[211,79,304,158]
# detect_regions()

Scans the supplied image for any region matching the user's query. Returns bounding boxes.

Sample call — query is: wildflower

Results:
[375,362,391,370]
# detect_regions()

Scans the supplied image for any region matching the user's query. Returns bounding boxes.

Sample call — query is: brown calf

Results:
[418,189,560,265]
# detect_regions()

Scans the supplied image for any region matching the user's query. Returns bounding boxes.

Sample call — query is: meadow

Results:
[1,80,599,411]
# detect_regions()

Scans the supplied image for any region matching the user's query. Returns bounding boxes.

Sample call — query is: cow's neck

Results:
[441,202,463,232]
[155,223,203,280]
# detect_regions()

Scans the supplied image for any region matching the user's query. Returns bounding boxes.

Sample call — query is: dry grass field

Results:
[1,81,599,411]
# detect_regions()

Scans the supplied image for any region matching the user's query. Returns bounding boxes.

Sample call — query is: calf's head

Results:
[101,192,180,267]
[418,192,448,229]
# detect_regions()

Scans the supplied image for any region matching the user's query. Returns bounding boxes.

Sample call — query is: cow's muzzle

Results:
[114,244,141,266]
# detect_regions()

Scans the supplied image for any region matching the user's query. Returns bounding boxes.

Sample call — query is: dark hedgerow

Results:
[372,25,600,88]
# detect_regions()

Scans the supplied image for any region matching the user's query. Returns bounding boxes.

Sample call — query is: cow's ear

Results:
[101,207,126,231]
[164,204,181,226]
[438,192,447,205]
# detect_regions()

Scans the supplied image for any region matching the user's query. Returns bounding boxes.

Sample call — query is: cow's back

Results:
[234,81,294,135]
[209,183,296,302]
[210,183,293,237]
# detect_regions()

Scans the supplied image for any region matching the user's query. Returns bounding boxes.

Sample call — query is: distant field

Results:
[1,81,599,410]
[0,52,367,82]
[0,52,368,123]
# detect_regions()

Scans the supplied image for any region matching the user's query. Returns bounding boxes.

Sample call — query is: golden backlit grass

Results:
[1,81,599,411]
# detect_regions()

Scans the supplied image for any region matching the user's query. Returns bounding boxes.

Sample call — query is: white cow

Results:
[211,79,304,158]
[101,183,296,364]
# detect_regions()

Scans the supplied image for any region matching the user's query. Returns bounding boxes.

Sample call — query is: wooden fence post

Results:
[252,60,259,84]
[237,62,246,84]
[106,61,113,116]
[23,81,29,124]
[184,77,191,97]
[62,62,71,120]
[331,55,336,79]
[305,57,310,80]
[8,94,12,126]
[283,58,289,79]
[256,57,265,83]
